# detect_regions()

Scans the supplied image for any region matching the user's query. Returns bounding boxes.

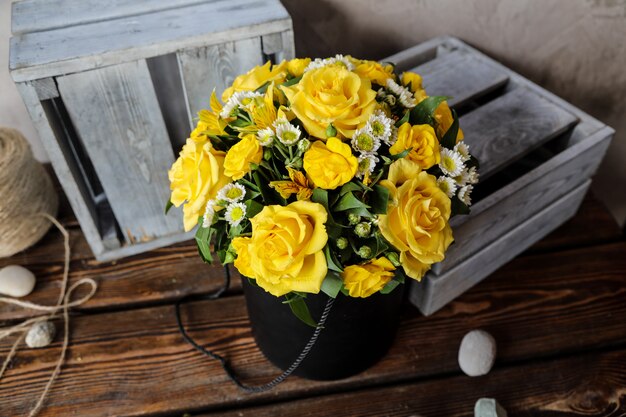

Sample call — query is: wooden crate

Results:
[385,37,614,315]
[9,0,294,261]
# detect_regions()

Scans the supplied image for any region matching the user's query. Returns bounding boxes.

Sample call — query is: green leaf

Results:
[230,117,252,128]
[339,181,363,197]
[321,272,343,298]
[395,109,410,127]
[326,123,337,138]
[440,108,459,149]
[369,184,389,214]
[287,296,318,328]
[282,75,302,87]
[255,81,271,94]
[345,206,373,218]
[324,244,344,272]
[164,199,174,215]
[335,191,371,212]
[380,279,400,294]
[390,148,412,160]
[245,199,264,218]
[409,96,450,125]
[195,223,214,263]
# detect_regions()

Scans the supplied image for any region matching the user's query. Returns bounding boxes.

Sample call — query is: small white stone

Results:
[25,321,56,348]
[475,398,507,417]
[0,265,36,297]
[458,329,496,377]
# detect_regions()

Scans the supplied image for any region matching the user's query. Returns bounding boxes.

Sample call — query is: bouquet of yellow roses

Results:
[167,55,478,325]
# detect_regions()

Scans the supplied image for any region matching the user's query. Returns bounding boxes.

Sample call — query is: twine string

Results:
[0,213,98,417]
[175,266,335,393]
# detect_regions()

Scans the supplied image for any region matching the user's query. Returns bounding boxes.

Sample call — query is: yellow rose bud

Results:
[222,61,287,102]
[434,101,464,142]
[303,137,358,189]
[168,139,230,231]
[287,58,311,77]
[281,65,377,139]
[342,257,396,298]
[223,134,263,180]
[353,60,394,85]
[389,123,441,170]
[401,71,428,103]
[378,159,454,281]
[232,201,329,296]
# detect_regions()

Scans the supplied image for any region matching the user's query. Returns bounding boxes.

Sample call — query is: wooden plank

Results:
[31,77,58,100]
[2,240,626,415]
[384,36,453,72]
[209,349,626,416]
[9,0,292,82]
[56,60,183,244]
[434,126,613,275]
[178,37,265,123]
[11,0,218,34]
[412,180,590,316]
[261,32,283,55]
[276,29,296,63]
[411,49,510,107]
[14,82,106,257]
[461,86,579,180]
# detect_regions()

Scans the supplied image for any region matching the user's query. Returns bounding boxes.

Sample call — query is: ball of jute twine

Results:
[0,127,58,257]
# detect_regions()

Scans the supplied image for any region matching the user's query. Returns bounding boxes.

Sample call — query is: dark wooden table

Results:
[1,187,625,416]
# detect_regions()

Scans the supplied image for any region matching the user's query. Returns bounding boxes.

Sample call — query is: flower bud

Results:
[290,157,303,170]
[386,252,401,267]
[336,237,349,250]
[348,213,361,225]
[354,222,372,238]
[263,149,273,161]
[358,245,372,259]
[297,138,311,153]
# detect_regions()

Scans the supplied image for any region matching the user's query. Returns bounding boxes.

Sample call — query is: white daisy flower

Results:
[356,154,379,178]
[202,200,216,228]
[385,79,416,108]
[388,126,398,146]
[225,202,247,227]
[276,122,301,145]
[458,185,474,206]
[219,91,262,118]
[454,169,470,187]
[367,110,393,143]
[437,177,457,198]
[377,88,387,99]
[454,142,471,162]
[304,54,355,72]
[331,54,355,70]
[273,116,290,129]
[256,127,275,146]
[439,148,464,177]
[351,127,381,154]
[467,166,479,184]
[217,183,246,203]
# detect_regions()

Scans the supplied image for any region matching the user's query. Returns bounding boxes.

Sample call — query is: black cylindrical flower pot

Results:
[241,277,405,381]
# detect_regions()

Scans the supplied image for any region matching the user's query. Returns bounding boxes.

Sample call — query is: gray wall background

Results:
[2,0,625,226]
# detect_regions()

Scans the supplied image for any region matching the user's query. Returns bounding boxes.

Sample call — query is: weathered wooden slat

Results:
[275,29,295,63]
[10,0,292,82]
[31,77,59,100]
[56,60,183,244]
[11,0,217,34]
[462,86,579,180]
[384,36,452,72]
[178,37,265,123]
[411,48,510,107]
[261,32,283,55]
[433,125,613,275]
[2,240,626,416]
[413,180,590,316]
[209,349,626,417]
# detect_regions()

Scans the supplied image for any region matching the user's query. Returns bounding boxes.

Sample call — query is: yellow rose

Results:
[287,58,311,77]
[232,201,329,296]
[353,60,394,85]
[389,123,441,169]
[401,71,428,103]
[342,257,396,298]
[222,61,287,102]
[281,65,377,139]
[303,137,358,189]
[223,134,263,180]
[378,159,453,281]
[435,101,464,142]
[168,139,229,231]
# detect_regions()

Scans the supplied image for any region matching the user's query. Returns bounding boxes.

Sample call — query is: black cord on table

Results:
[174,266,335,393]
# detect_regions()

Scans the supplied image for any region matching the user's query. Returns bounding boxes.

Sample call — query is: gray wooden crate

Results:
[385,37,614,315]
[9,0,294,261]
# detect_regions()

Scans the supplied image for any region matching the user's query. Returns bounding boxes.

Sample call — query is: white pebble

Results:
[0,265,36,297]
[26,321,56,348]
[458,329,496,377]
[475,398,507,417]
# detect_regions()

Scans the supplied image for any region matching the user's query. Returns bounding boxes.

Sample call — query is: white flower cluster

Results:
[385,79,416,108]
[304,54,355,73]
[256,117,302,147]
[219,91,263,119]
[437,142,479,206]
[351,110,395,178]
[202,183,248,228]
